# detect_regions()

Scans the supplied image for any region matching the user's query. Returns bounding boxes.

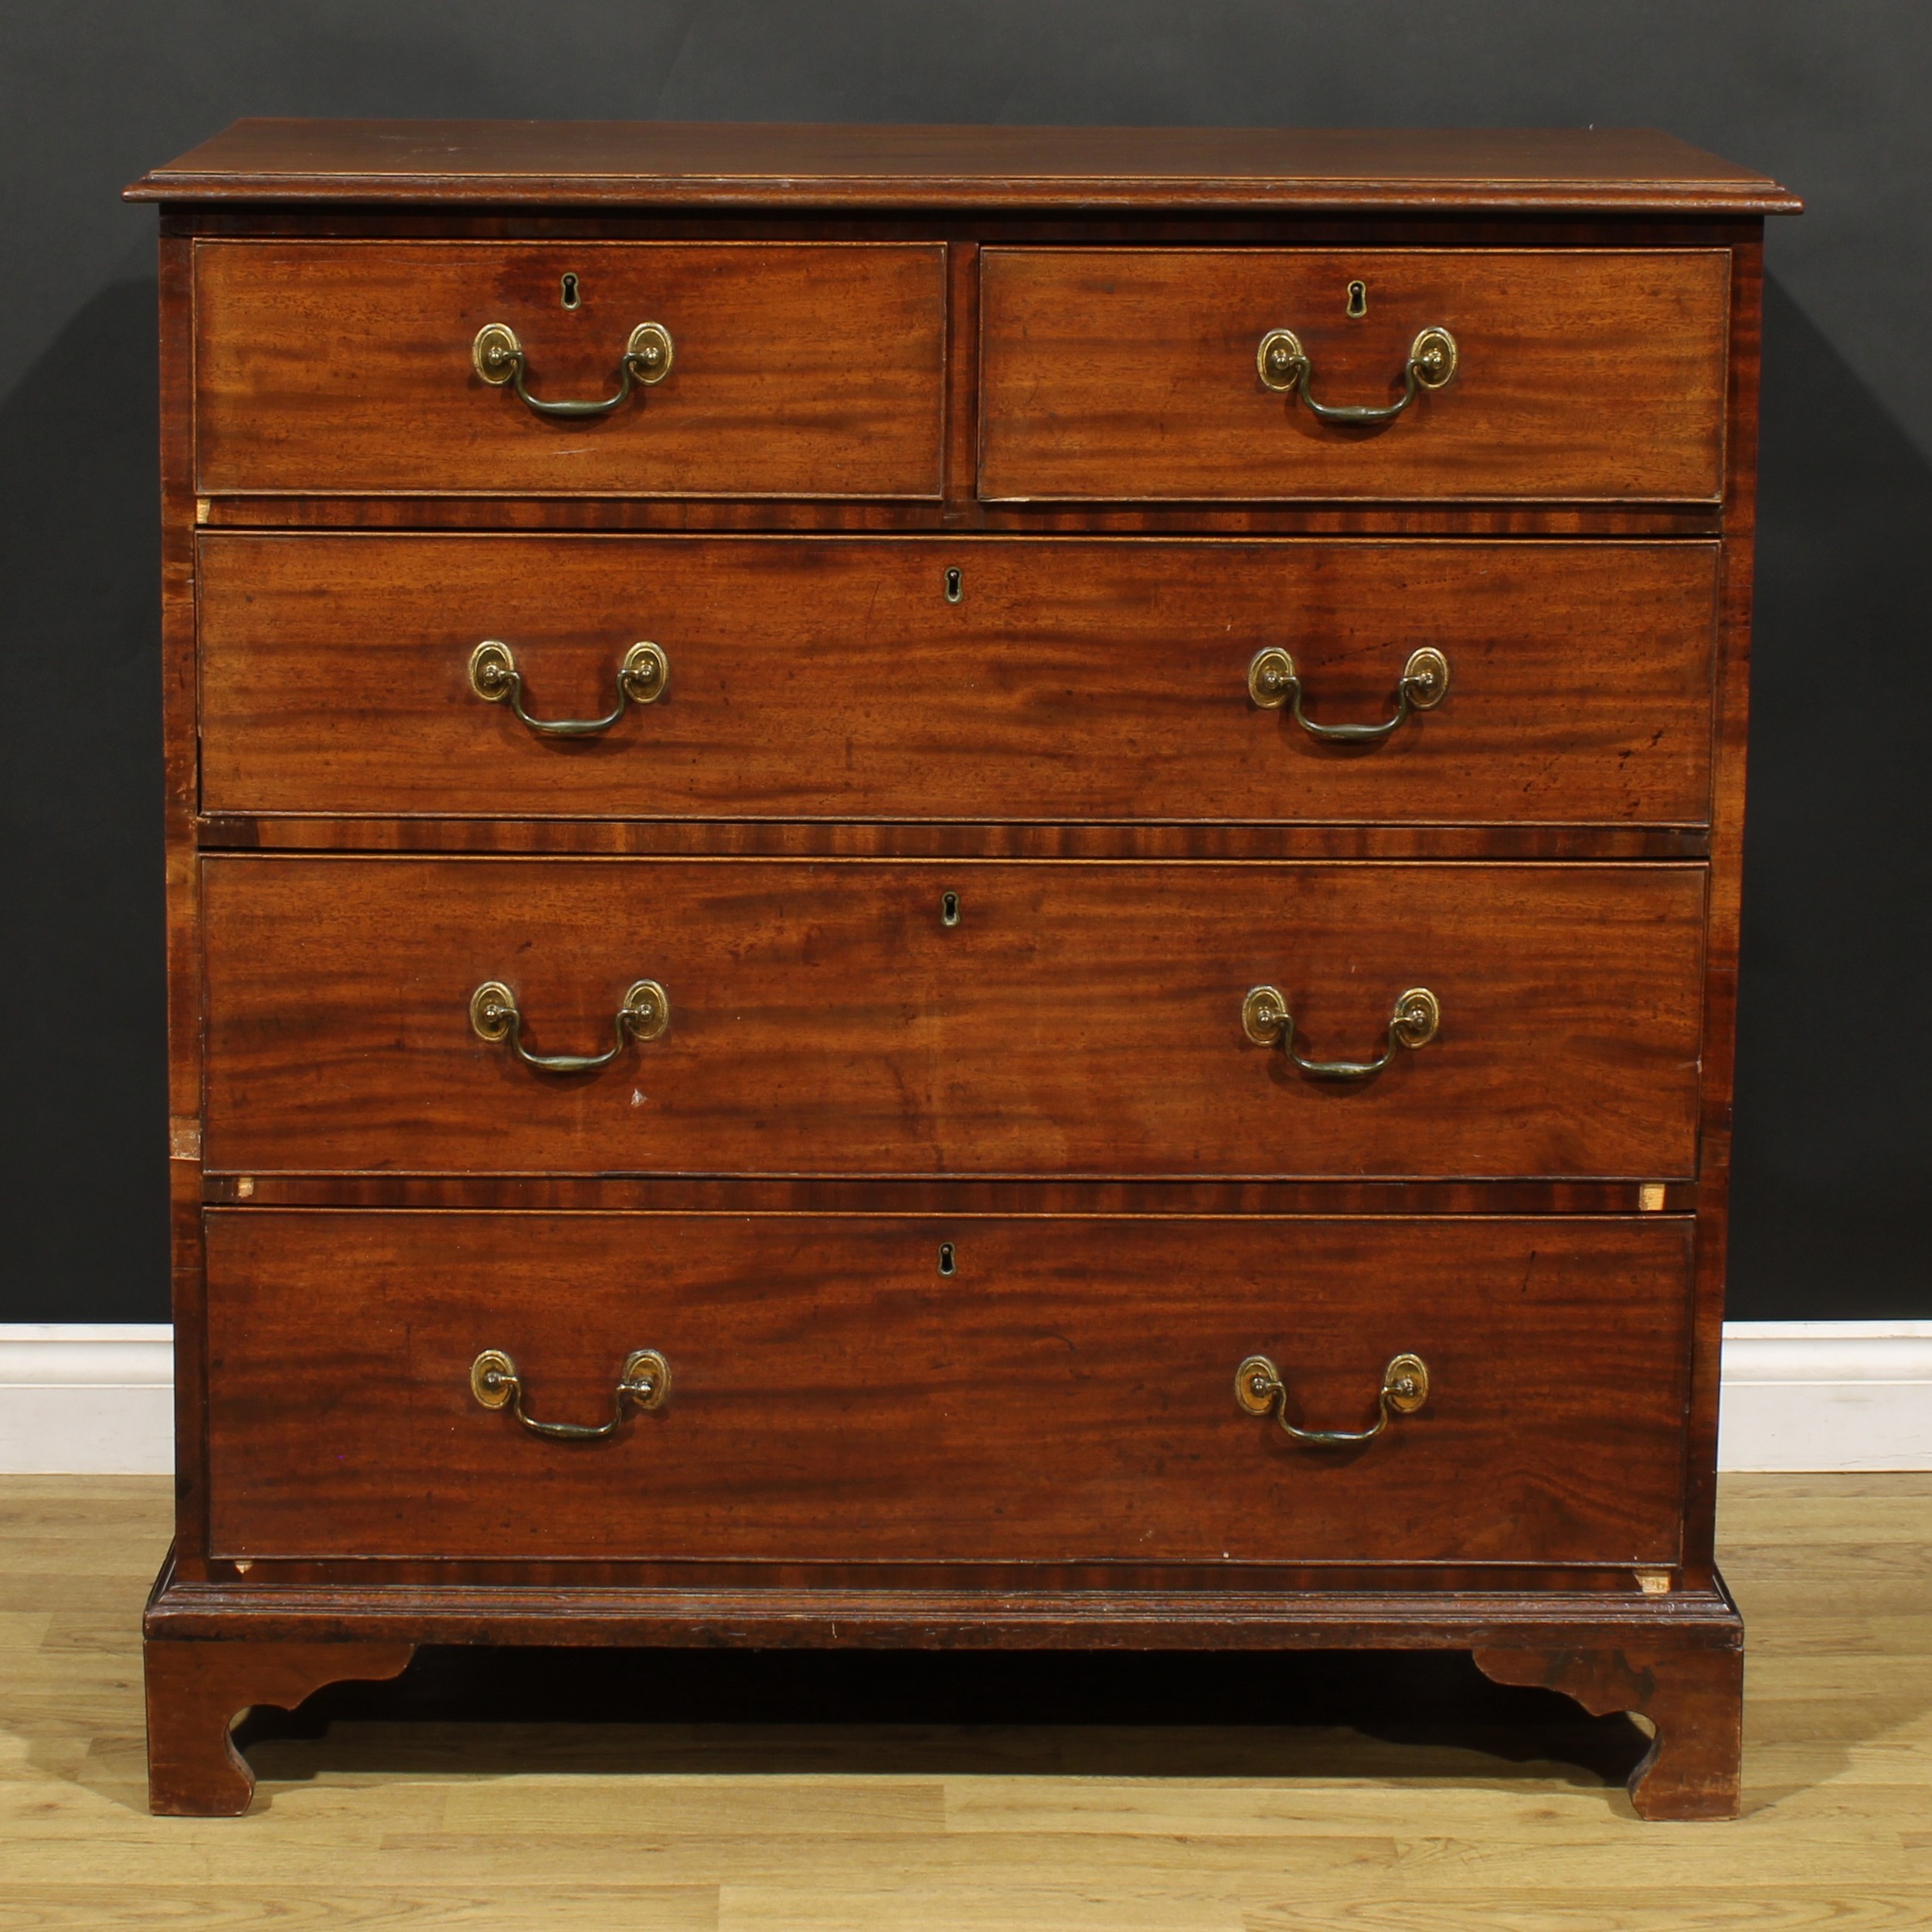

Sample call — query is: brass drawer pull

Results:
[1242,984,1439,1081]
[472,320,673,418]
[471,1347,670,1440]
[1256,325,1457,423]
[468,639,668,738]
[1236,1350,1430,1446]
[1247,645,1449,741]
[470,978,668,1073]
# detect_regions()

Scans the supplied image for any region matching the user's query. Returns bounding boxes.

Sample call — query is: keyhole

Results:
[944,567,963,604]
[937,1243,957,1276]
[560,273,581,310]
[940,891,961,927]
[1345,280,1368,318]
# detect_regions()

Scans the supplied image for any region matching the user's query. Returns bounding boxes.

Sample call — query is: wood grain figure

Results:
[979,248,1731,502]
[198,534,1719,827]
[198,856,1707,1181]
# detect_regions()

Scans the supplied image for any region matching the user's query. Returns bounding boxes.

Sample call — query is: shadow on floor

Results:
[233,1645,1651,1797]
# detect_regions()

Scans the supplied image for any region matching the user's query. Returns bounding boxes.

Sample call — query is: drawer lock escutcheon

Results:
[1236,1351,1430,1447]
[470,978,669,1073]
[1242,984,1439,1082]
[469,638,668,738]
[472,320,673,418]
[471,1347,670,1440]
[1256,324,1457,422]
[1247,645,1449,741]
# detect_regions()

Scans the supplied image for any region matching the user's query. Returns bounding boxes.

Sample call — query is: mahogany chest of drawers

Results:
[127,121,1798,1818]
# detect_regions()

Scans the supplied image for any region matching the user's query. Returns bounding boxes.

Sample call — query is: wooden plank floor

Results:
[2,1475,1928,1928]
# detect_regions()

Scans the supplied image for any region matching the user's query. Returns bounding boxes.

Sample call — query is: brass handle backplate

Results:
[469,639,668,738]
[1247,645,1449,741]
[472,320,673,418]
[471,1347,669,1440]
[470,978,668,1073]
[1257,325,1457,422]
[1235,1350,1430,1446]
[1242,984,1439,1081]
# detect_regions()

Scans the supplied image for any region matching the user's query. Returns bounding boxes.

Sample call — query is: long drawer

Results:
[192,241,947,498]
[199,534,1719,826]
[201,856,1706,1179]
[204,1209,1694,1566]
[979,248,1730,502]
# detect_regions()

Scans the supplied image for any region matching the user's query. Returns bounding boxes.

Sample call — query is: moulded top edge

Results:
[124,120,1804,217]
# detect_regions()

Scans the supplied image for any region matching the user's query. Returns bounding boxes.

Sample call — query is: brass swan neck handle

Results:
[1247,645,1449,742]
[469,639,668,739]
[470,978,668,1074]
[1235,1351,1430,1446]
[1242,985,1440,1081]
[471,1348,670,1440]
[472,320,673,419]
[1257,325,1457,423]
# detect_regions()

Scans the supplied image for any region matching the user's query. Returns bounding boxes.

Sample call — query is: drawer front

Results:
[193,241,947,498]
[202,857,1705,1179]
[979,249,1730,502]
[200,534,1717,827]
[205,1209,1692,1566]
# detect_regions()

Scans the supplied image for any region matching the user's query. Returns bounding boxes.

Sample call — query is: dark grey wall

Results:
[4,2,1927,1323]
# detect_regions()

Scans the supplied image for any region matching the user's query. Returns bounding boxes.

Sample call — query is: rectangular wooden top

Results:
[128,121,1799,216]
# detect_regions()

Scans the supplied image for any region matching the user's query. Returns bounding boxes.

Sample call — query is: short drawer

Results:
[199,534,1717,828]
[205,1209,1693,1567]
[979,249,1730,502]
[201,856,1706,1180]
[192,241,947,498]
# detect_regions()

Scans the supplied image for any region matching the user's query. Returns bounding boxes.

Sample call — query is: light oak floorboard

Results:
[0,1475,1927,1929]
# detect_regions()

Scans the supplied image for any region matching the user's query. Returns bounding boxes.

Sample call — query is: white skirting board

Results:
[0,1326,175,1475]
[1716,1321,1932,1472]
[1,1321,1929,1475]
